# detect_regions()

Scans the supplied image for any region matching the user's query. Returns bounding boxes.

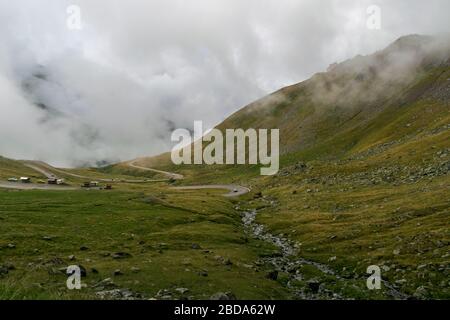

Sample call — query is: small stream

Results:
[241,209,409,300]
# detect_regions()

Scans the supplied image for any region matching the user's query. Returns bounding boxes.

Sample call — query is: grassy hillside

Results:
[0,157,45,180]
[0,188,294,300]
[114,35,450,299]
[128,35,450,176]
[1,35,448,300]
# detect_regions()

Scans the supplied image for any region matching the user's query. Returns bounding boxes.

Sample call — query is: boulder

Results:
[210,292,236,300]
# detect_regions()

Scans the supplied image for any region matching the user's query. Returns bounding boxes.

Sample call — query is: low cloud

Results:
[0,0,449,167]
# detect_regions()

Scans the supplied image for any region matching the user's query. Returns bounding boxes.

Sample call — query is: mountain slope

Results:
[120,35,450,299]
[1,35,448,300]
[0,156,46,180]
[129,35,449,183]
[218,34,450,159]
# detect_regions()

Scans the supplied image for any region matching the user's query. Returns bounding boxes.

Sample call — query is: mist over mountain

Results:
[1,1,450,167]
[134,34,449,172]
[218,34,450,156]
[0,1,449,302]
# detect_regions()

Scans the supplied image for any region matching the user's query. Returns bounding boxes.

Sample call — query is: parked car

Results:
[20,177,31,183]
[7,178,18,182]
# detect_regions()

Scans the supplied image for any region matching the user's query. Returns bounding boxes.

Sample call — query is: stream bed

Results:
[241,209,409,300]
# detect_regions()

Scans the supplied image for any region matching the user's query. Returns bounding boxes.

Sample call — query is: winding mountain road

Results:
[127,160,184,180]
[126,160,250,197]
[0,161,74,190]
[22,160,168,183]
[172,185,250,197]
[0,181,76,191]
[22,161,58,179]
[1,159,250,197]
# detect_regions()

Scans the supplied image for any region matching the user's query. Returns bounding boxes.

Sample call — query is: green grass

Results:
[0,189,290,300]
[1,36,449,300]
[0,157,45,180]
[107,48,450,299]
[244,171,449,299]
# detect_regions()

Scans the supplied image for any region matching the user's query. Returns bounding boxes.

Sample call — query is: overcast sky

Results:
[0,0,449,167]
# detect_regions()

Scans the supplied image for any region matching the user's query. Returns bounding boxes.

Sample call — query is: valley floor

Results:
[0,151,449,300]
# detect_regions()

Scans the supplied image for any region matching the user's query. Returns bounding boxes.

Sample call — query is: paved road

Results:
[0,181,76,191]
[22,160,165,183]
[127,160,250,197]
[23,160,108,180]
[127,160,184,180]
[22,161,58,179]
[3,159,250,197]
[171,185,250,197]
[27,161,88,179]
